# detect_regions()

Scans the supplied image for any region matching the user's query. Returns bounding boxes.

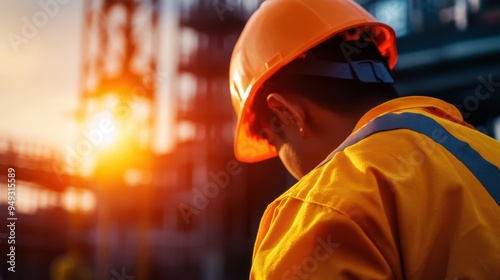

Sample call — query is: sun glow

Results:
[83,111,119,150]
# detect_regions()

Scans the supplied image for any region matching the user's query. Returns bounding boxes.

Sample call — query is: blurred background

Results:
[0,0,499,279]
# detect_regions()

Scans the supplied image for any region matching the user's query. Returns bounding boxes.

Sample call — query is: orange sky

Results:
[0,0,178,155]
[0,0,82,147]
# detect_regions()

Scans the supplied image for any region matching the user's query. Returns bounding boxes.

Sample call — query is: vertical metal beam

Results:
[78,0,161,279]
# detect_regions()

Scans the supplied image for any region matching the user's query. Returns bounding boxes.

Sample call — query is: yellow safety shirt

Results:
[250,96,500,280]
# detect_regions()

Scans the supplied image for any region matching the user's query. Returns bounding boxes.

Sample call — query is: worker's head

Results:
[229,0,398,178]
[249,35,398,178]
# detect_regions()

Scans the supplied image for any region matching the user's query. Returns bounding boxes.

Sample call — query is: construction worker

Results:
[228,0,500,279]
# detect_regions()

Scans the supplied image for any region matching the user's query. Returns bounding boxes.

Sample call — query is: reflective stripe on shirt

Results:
[319,112,500,205]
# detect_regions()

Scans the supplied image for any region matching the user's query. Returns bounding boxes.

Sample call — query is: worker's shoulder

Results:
[277,127,450,213]
[276,117,500,214]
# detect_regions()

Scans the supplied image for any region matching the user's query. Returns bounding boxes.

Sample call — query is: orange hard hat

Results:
[230,0,397,163]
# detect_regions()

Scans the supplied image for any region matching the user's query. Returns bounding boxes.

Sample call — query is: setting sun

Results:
[84,111,119,150]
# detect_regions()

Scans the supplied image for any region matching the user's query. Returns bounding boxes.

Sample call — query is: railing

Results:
[0,136,62,173]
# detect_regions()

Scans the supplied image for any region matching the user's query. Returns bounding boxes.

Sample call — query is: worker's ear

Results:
[266,93,306,137]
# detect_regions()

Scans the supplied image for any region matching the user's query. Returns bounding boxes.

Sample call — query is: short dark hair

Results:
[248,32,399,139]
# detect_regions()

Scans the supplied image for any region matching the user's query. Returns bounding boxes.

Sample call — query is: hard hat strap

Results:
[279,54,394,83]
[350,60,394,83]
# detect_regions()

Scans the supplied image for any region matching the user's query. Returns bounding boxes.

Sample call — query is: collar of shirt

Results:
[353,96,471,133]
[314,96,473,170]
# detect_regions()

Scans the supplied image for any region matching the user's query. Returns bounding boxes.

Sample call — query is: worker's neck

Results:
[299,108,362,178]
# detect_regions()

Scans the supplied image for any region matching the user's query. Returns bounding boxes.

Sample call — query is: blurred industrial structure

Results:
[0,137,95,280]
[382,0,500,130]
[1,0,500,279]
[77,0,160,279]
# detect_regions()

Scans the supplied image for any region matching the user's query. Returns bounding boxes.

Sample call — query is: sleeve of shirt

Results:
[249,140,410,280]
[250,196,401,280]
